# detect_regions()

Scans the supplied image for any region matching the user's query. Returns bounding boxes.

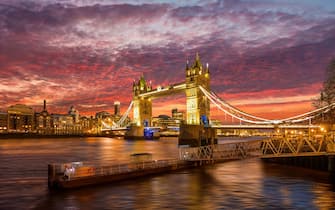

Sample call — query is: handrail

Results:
[179,141,262,161]
[57,158,182,181]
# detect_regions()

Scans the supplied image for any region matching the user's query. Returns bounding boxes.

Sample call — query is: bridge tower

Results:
[185,53,210,125]
[179,53,215,147]
[132,75,152,126]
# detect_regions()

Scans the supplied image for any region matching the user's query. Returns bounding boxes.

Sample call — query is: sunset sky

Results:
[1,0,335,121]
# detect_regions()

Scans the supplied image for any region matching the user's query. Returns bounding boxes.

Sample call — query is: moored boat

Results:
[48,158,192,190]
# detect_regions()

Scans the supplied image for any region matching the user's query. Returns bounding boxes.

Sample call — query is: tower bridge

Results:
[132,53,210,127]
[124,53,214,144]
[102,53,335,148]
[95,53,335,178]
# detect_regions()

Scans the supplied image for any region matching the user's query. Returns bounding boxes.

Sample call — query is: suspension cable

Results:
[200,86,270,124]
[200,86,335,124]
[200,86,271,122]
[115,101,133,127]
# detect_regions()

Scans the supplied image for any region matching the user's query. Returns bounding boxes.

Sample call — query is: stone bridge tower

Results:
[185,53,210,125]
[132,75,152,126]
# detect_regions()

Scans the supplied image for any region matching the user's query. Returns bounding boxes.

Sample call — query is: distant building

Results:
[152,115,181,128]
[80,116,97,134]
[172,108,185,121]
[152,109,185,128]
[0,111,8,133]
[2,101,132,135]
[114,101,120,116]
[35,100,52,134]
[95,111,111,119]
[152,115,171,128]
[68,106,80,123]
[52,114,82,135]
[7,104,34,133]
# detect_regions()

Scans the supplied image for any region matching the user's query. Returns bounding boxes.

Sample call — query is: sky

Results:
[1,0,335,121]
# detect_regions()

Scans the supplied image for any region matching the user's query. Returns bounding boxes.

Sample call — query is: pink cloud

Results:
[0,0,335,121]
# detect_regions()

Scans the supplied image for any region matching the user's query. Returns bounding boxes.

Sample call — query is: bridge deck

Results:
[212,124,320,129]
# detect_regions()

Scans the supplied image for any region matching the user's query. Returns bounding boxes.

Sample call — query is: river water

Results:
[0,137,334,210]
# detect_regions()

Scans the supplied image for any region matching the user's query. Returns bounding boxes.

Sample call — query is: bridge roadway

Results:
[108,124,320,132]
[212,124,320,129]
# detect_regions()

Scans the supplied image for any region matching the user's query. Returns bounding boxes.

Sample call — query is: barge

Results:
[48,157,194,190]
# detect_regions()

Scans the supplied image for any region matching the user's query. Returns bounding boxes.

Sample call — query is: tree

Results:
[315,58,335,124]
[321,58,335,105]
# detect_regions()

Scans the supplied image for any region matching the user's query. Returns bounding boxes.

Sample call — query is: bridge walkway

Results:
[261,134,335,158]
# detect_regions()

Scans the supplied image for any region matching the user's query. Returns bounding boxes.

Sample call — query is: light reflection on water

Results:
[0,137,334,210]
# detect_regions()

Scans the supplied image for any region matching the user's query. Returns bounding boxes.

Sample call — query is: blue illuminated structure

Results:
[143,127,160,139]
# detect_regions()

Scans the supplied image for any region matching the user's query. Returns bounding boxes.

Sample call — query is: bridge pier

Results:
[124,125,160,139]
[124,125,145,139]
[262,156,329,170]
[179,124,217,147]
[262,155,335,184]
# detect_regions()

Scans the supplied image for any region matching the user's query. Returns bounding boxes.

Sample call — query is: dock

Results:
[48,159,196,189]
[48,141,261,190]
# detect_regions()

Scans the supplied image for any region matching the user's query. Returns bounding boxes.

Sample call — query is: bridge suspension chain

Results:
[199,86,335,125]
[279,103,335,122]
[199,86,271,122]
[200,86,271,124]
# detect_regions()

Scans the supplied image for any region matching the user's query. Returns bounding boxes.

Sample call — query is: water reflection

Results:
[0,137,334,209]
[262,162,335,209]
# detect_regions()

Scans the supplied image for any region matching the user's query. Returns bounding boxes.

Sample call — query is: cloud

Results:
[0,0,335,119]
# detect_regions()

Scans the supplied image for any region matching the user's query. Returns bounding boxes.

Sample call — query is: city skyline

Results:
[1,0,335,120]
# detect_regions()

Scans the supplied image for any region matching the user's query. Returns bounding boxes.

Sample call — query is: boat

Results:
[48,157,193,190]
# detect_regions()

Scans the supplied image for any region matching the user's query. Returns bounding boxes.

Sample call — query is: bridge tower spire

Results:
[132,75,152,126]
[185,53,210,124]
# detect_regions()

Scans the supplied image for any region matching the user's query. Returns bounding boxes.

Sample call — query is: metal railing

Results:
[261,134,335,158]
[57,159,182,181]
[179,141,261,161]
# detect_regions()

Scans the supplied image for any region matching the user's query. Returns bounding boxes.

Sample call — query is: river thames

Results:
[0,137,334,210]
